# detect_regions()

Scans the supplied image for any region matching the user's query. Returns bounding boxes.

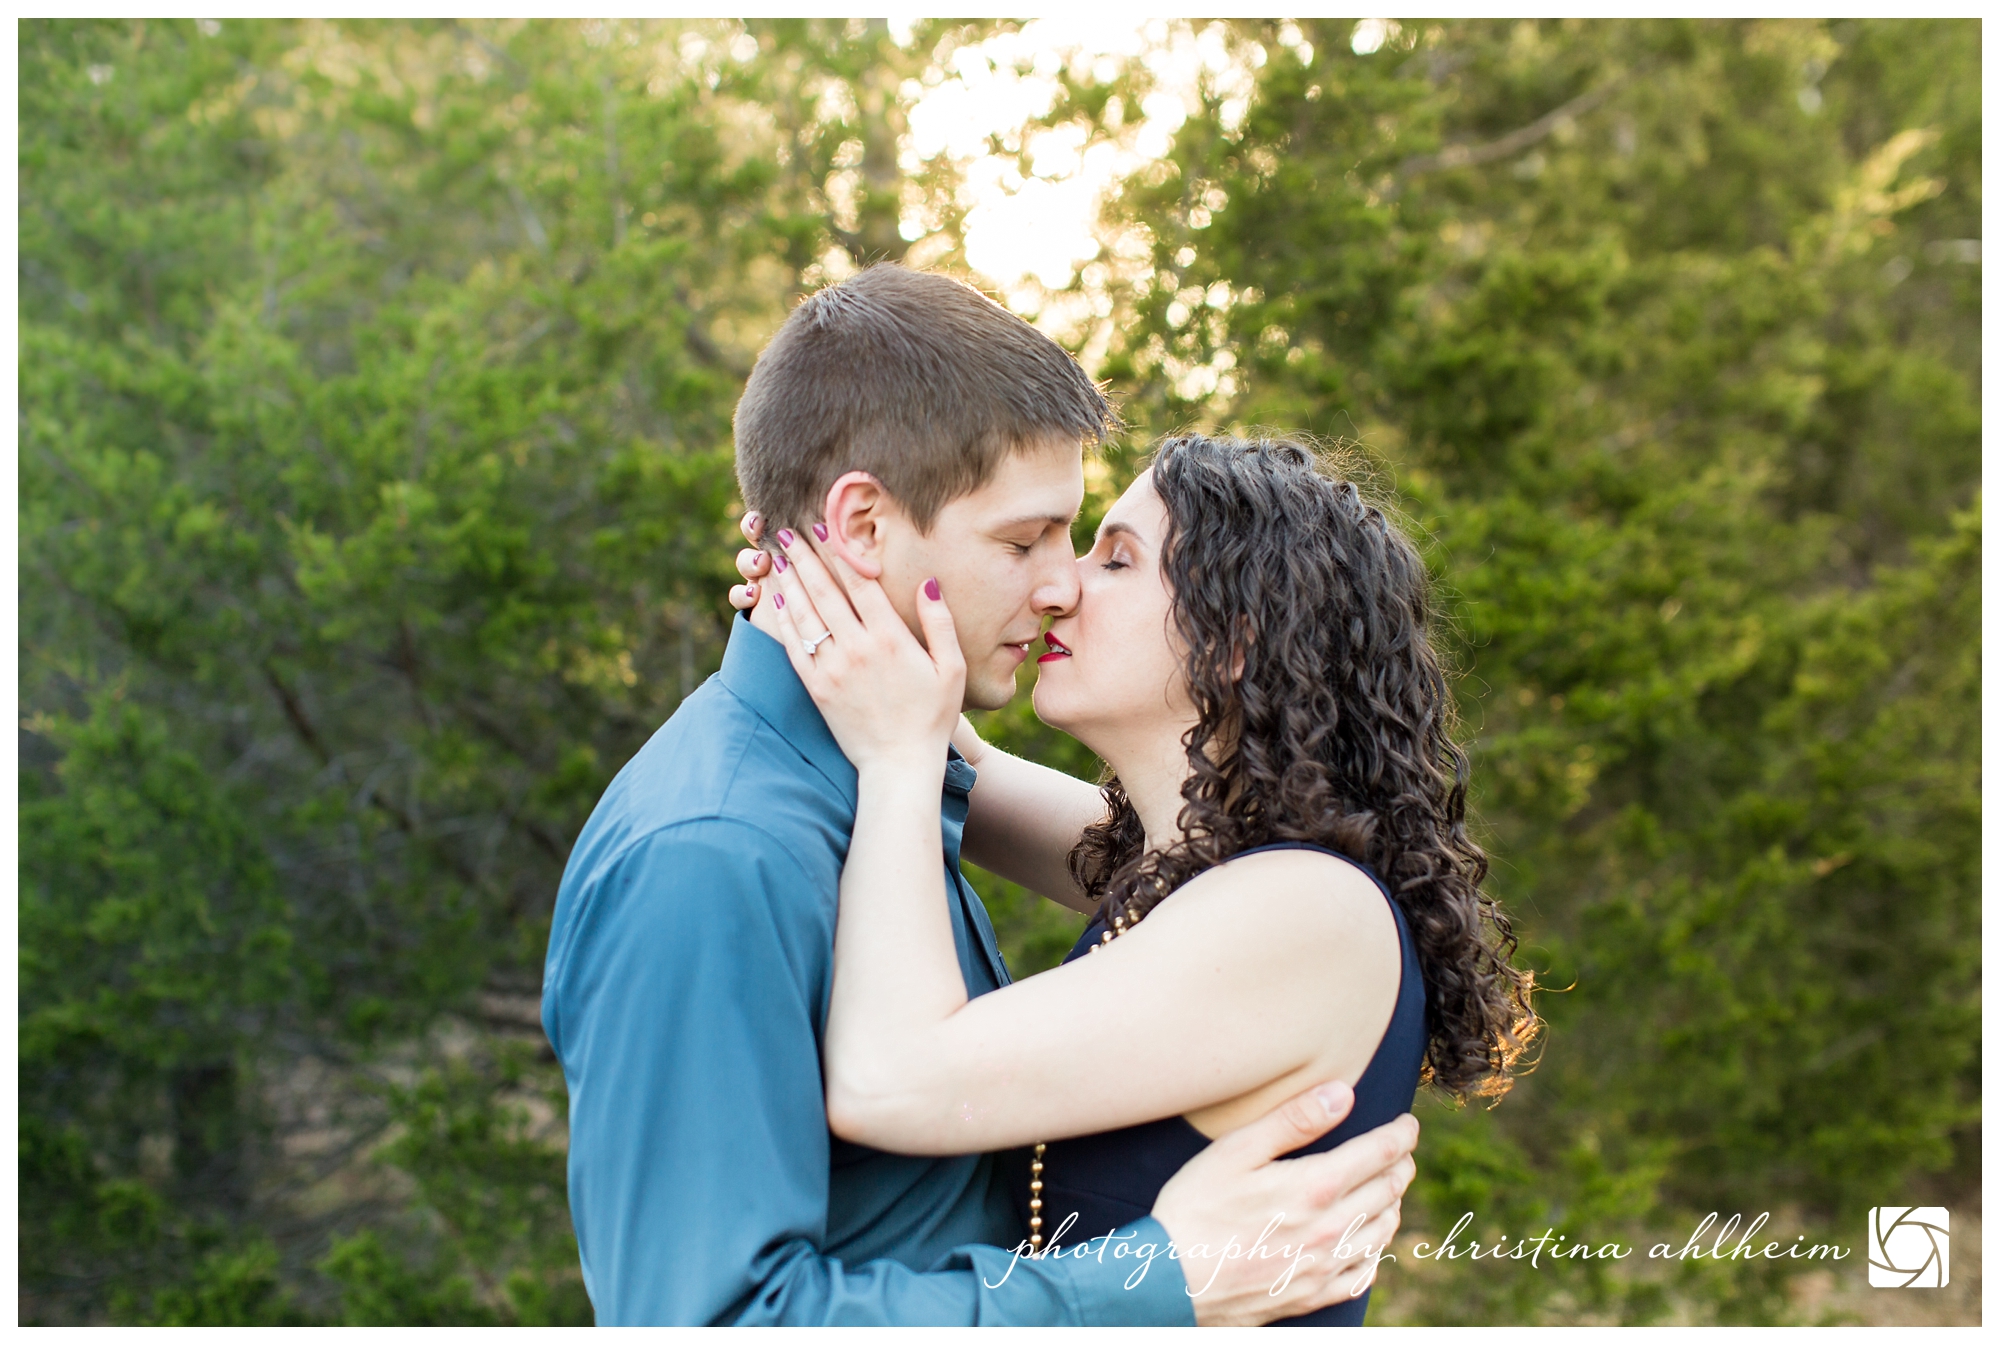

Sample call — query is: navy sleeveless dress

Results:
[1011,842,1426,1326]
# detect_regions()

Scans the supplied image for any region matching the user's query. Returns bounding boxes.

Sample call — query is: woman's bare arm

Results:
[826,839,1402,1157]
[952,716,1105,914]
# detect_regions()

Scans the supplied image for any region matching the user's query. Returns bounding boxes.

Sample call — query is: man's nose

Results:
[1032,549,1081,617]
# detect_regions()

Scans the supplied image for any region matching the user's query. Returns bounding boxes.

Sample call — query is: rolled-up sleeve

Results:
[544,820,1192,1326]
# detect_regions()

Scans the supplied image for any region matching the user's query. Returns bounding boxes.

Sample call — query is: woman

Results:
[734,434,1537,1325]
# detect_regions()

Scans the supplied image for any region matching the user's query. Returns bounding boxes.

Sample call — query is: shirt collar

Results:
[716,613,976,814]
[719,613,857,810]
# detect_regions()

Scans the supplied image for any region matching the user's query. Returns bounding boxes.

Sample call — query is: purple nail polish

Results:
[745,511,761,531]
[812,522,829,542]
[773,554,788,573]
[925,577,941,601]
[777,528,796,548]
[774,592,784,609]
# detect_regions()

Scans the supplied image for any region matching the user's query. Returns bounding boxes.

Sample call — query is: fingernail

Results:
[773,593,784,609]
[745,511,761,531]
[924,577,941,602]
[812,522,829,542]
[743,584,757,600]
[773,554,789,573]
[777,528,795,548]
[1314,1084,1345,1118]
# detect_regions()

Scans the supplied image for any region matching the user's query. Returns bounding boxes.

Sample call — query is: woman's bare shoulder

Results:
[1129,846,1402,1003]
[1155,848,1406,1136]
[1162,846,1395,935]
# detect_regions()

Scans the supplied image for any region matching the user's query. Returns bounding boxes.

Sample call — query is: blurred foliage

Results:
[19,16,1978,1325]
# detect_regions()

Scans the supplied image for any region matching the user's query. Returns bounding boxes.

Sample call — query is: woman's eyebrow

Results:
[1094,520,1143,547]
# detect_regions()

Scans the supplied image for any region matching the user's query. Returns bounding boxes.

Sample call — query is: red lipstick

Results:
[1037,633,1072,664]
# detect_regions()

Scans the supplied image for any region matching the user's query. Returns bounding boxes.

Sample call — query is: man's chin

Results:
[962,669,1022,713]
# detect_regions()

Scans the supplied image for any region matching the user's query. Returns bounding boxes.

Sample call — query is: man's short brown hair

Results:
[733,264,1117,533]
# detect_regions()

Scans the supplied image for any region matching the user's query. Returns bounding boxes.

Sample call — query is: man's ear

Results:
[820,471,896,579]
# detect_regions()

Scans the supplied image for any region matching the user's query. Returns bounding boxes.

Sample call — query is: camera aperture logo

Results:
[1867,1207,1948,1288]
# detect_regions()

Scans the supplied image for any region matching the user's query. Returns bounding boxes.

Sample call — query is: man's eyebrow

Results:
[990,512,1077,532]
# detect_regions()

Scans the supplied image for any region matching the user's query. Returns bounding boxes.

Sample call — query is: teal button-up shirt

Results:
[543,614,1194,1325]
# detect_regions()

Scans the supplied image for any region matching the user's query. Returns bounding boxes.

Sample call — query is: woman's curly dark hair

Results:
[1068,433,1538,1102]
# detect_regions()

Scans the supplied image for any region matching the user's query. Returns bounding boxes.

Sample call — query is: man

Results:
[541,264,1418,1325]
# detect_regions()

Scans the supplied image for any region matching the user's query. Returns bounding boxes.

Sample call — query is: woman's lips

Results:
[1037,633,1072,664]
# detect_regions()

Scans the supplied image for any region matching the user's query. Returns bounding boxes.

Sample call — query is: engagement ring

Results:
[801,630,835,656]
